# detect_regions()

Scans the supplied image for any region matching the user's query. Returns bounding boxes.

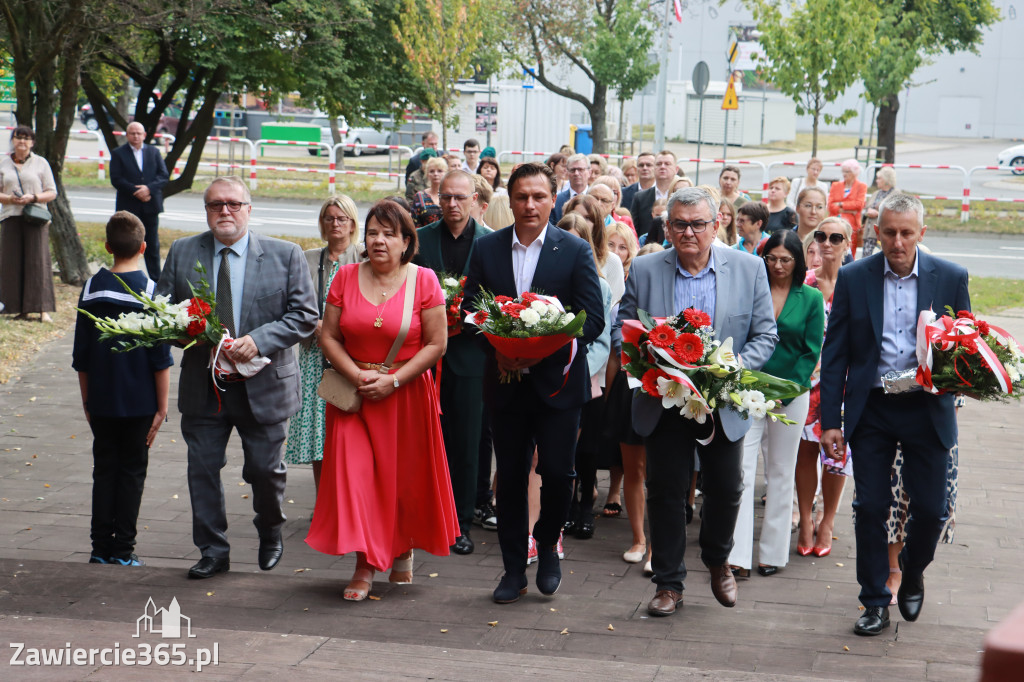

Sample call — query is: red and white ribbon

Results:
[916,310,1013,394]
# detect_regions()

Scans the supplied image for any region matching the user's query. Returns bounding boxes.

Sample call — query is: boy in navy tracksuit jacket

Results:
[72,211,173,566]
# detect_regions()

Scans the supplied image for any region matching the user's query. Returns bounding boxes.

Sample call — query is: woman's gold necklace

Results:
[372,271,401,328]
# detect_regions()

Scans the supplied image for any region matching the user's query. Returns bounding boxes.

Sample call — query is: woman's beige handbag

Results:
[317,265,417,412]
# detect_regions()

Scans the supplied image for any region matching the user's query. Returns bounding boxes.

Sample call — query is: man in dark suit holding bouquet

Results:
[820,192,970,636]
[462,163,604,604]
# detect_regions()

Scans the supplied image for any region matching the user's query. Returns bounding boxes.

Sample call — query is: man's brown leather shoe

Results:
[709,564,737,607]
[647,589,683,617]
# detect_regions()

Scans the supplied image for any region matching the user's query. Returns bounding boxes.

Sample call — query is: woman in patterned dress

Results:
[795,216,852,558]
[284,196,361,493]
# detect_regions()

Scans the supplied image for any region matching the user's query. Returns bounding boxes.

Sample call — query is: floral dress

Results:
[412,191,443,228]
[802,270,852,476]
[284,245,358,465]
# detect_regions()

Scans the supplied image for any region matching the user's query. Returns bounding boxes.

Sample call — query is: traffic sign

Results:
[728,41,738,64]
[722,75,738,111]
[692,61,710,97]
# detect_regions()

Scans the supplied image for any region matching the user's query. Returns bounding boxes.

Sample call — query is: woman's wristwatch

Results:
[393,375,400,388]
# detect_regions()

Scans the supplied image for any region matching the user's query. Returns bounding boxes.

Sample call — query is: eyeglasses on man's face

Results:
[667,219,714,234]
[205,201,250,213]
[814,230,846,245]
[439,193,472,203]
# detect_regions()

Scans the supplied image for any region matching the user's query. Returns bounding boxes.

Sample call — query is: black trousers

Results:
[489,377,580,575]
[138,211,161,280]
[89,415,152,559]
[438,366,483,530]
[851,390,952,607]
[644,410,743,594]
[476,410,493,506]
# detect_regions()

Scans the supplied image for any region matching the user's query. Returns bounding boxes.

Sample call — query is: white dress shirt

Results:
[511,225,547,295]
[131,144,144,172]
[876,248,920,387]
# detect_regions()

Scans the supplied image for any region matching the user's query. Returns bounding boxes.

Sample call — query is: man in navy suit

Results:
[551,153,590,223]
[820,192,970,636]
[620,151,655,213]
[463,163,605,604]
[110,122,169,278]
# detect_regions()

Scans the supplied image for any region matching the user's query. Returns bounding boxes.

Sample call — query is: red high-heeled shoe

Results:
[811,545,831,557]
[797,546,813,556]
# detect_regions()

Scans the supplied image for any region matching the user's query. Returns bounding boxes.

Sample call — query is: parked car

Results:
[308,116,395,156]
[997,143,1024,176]
[78,103,118,131]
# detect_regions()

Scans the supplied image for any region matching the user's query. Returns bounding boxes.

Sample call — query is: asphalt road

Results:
[68,188,1024,278]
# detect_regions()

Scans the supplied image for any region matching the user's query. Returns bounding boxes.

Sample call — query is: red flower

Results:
[672,333,705,363]
[503,303,526,319]
[957,310,974,320]
[477,311,489,324]
[187,297,212,317]
[961,338,978,354]
[494,295,514,305]
[683,308,711,328]
[641,368,667,396]
[977,320,991,336]
[649,324,677,348]
[186,318,207,337]
[520,292,540,304]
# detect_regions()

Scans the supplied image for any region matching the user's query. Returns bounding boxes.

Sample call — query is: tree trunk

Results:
[875,92,899,164]
[48,186,91,286]
[590,83,608,154]
[811,111,819,157]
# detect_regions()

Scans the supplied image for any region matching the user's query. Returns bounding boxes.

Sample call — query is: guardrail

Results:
[866,163,969,223]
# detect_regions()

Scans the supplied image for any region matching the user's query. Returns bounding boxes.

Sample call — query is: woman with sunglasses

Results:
[795,216,852,558]
[0,126,58,321]
[728,230,824,577]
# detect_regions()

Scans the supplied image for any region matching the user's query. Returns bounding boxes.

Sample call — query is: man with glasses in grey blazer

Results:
[156,176,317,579]
[614,186,777,617]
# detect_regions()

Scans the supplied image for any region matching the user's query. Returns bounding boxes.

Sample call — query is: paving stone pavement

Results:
[2,313,1023,680]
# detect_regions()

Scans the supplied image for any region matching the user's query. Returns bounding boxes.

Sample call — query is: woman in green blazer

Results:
[728,230,825,576]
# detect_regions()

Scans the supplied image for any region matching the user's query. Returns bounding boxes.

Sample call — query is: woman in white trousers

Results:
[728,230,825,576]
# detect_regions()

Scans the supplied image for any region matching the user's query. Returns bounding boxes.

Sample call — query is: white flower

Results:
[682,393,712,423]
[656,376,691,410]
[1008,365,1021,383]
[707,337,739,377]
[530,300,548,314]
[443,277,459,288]
[560,312,575,325]
[545,304,562,320]
[735,389,771,419]
[520,308,541,327]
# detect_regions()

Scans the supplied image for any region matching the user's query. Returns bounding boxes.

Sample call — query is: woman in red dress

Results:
[306,199,458,601]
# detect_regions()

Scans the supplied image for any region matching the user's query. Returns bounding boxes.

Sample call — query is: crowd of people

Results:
[0,120,964,636]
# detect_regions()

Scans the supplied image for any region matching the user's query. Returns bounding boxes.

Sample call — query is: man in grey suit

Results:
[615,186,778,617]
[156,176,317,579]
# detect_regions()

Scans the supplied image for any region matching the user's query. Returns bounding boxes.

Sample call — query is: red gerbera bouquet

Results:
[881,307,1024,400]
[465,290,587,383]
[439,273,467,335]
[621,307,805,430]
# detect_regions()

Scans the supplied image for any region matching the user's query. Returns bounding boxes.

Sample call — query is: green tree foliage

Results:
[745,0,878,157]
[83,0,418,195]
[0,0,132,284]
[393,0,486,150]
[861,0,999,163]
[503,0,658,153]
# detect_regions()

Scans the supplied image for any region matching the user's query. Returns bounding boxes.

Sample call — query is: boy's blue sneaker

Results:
[88,555,110,564]
[110,554,146,566]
